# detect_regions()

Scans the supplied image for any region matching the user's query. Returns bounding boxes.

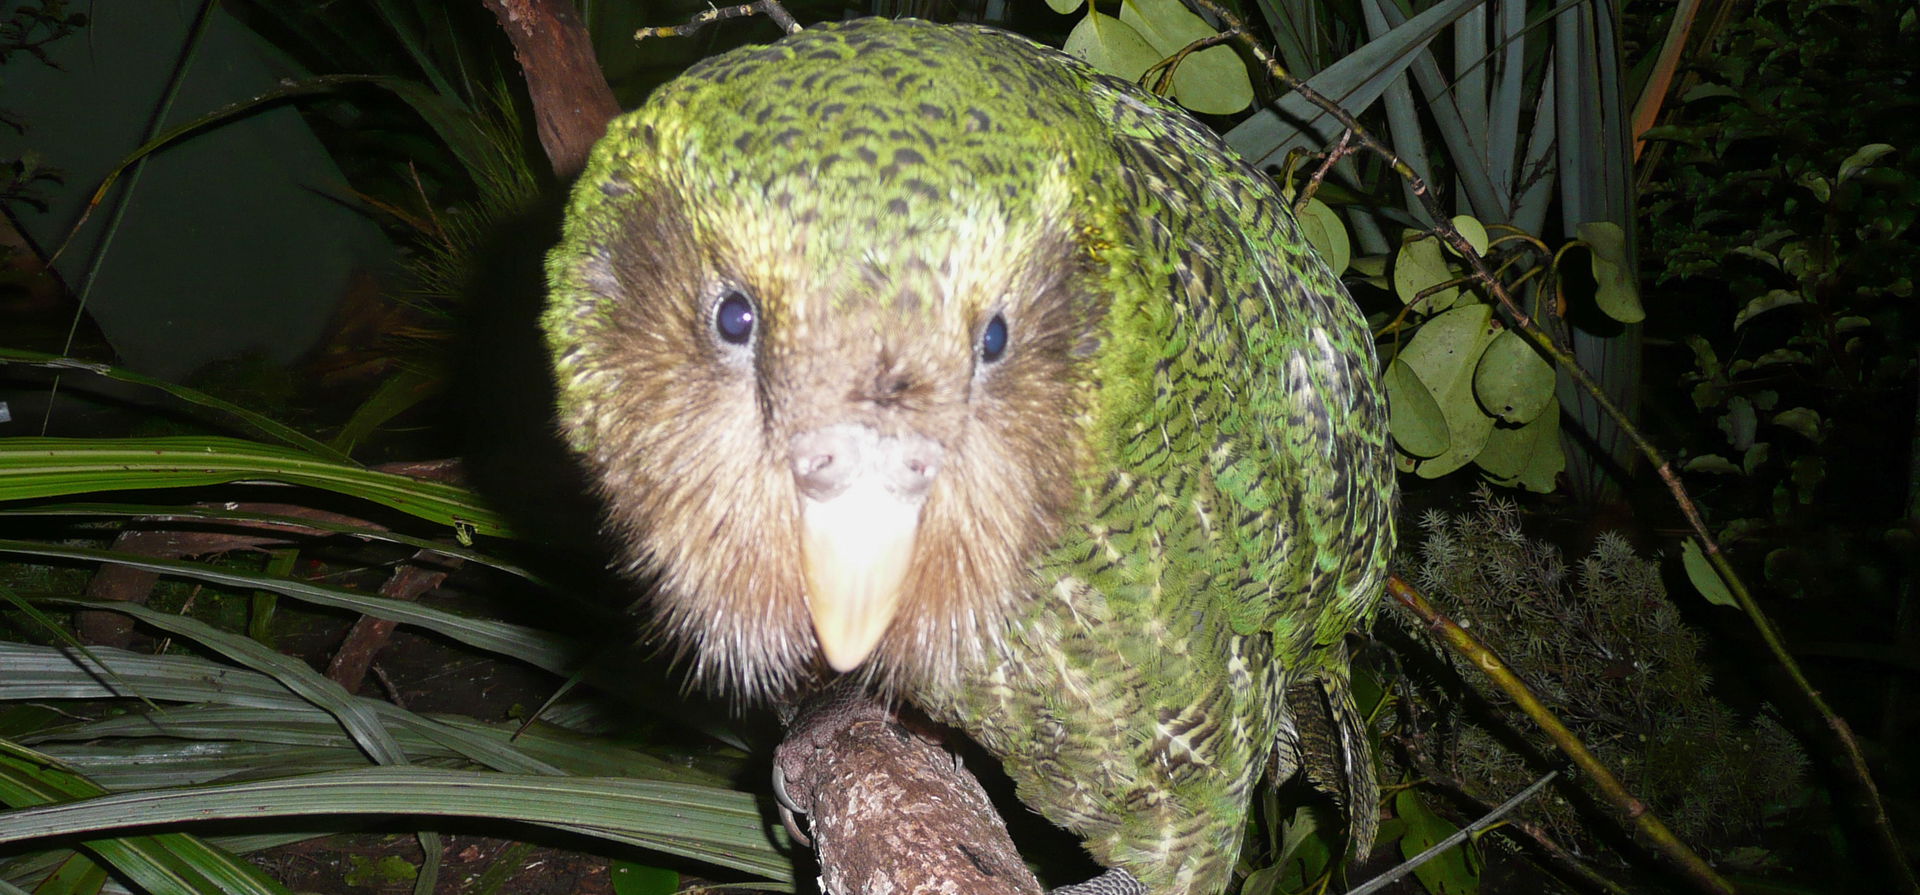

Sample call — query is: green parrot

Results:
[543,17,1396,895]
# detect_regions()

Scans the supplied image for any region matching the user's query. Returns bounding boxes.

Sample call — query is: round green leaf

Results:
[1395,789,1480,895]
[1575,221,1644,323]
[1447,214,1489,256]
[1299,198,1351,276]
[1471,330,1554,424]
[1350,253,1390,289]
[1797,172,1831,203]
[1729,244,1781,271]
[1733,289,1803,329]
[1772,407,1824,442]
[1475,408,1563,493]
[1392,233,1459,313]
[1063,10,1160,82]
[1385,358,1449,458]
[1717,396,1756,450]
[1400,304,1499,478]
[1046,0,1086,13]
[1683,454,1741,475]
[1117,0,1252,114]
[1838,143,1896,182]
[1752,348,1811,367]
[1682,83,1739,102]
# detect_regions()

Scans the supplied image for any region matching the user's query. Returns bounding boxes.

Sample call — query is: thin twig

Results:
[1142,30,1240,97]
[634,1,801,41]
[1294,129,1356,215]
[1181,1,1912,887]
[1387,574,1732,895]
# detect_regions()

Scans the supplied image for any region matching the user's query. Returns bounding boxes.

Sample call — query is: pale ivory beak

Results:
[799,479,922,671]
[791,425,941,671]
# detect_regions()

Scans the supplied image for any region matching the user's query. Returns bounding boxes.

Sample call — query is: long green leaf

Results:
[1225,0,1486,170]
[28,705,729,786]
[0,438,511,537]
[2,642,566,775]
[1362,0,1503,219]
[0,545,571,671]
[1364,0,1438,228]
[59,602,409,767]
[329,363,446,456]
[1487,0,1526,202]
[0,767,790,881]
[0,643,311,710]
[0,350,349,463]
[0,741,292,895]
[73,74,504,222]
[0,502,547,585]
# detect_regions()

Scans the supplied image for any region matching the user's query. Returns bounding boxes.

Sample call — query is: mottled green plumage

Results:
[545,18,1395,895]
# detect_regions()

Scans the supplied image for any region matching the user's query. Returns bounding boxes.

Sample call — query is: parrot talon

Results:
[772,762,800,815]
[772,764,812,846]
[778,803,812,848]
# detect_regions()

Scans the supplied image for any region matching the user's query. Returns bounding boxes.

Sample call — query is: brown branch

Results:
[479,0,620,179]
[1293,129,1356,215]
[634,2,802,41]
[325,551,459,691]
[774,685,1041,895]
[1386,574,1732,895]
[1180,1,1914,888]
[1142,30,1240,98]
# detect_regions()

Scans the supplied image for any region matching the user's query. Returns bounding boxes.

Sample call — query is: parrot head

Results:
[544,23,1113,699]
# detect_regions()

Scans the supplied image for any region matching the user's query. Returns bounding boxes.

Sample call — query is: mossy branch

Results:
[1385,574,1732,895]
[1179,1,1914,888]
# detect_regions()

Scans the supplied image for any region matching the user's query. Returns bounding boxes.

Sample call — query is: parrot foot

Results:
[1051,868,1147,895]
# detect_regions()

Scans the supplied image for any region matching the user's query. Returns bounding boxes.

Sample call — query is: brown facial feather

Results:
[558,170,1104,700]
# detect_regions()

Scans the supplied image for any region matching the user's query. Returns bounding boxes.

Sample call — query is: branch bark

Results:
[775,686,1042,895]
[478,0,620,179]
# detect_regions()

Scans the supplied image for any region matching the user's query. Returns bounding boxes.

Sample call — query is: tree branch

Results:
[479,0,619,179]
[774,685,1042,895]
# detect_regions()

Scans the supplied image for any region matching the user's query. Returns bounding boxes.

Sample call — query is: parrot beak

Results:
[791,426,941,671]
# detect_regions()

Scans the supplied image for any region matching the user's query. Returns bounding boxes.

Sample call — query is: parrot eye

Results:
[713,290,757,346]
[979,313,1009,363]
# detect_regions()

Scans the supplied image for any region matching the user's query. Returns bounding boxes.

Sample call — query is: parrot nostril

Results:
[892,437,941,500]
[791,429,861,502]
[797,452,834,478]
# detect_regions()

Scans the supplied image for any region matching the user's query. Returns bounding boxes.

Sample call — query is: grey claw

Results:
[772,762,812,847]
[772,762,801,815]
